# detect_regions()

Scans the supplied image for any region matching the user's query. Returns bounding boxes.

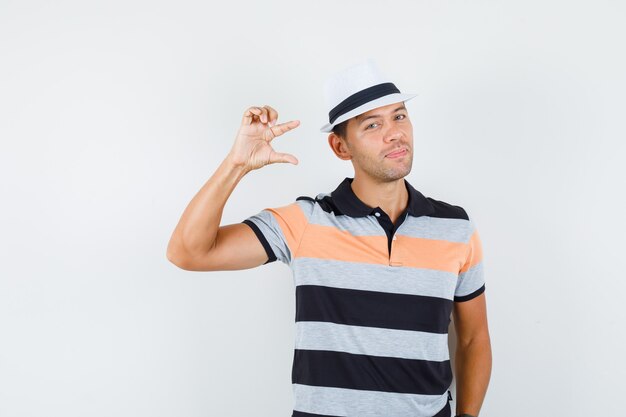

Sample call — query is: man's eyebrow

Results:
[356,105,407,124]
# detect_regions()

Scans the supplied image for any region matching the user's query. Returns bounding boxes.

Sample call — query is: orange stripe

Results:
[297,223,469,273]
[298,224,389,265]
[459,229,483,273]
[265,203,309,254]
[397,234,468,273]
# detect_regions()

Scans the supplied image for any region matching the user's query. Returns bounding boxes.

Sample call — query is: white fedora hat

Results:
[320,58,418,133]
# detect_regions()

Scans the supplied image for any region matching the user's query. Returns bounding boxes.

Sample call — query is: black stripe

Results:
[454,284,485,302]
[328,82,400,124]
[315,195,344,215]
[292,349,452,395]
[241,220,277,264]
[433,400,452,417]
[296,196,315,202]
[296,285,453,334]
[426,198,469,220]
[292,411,345,417]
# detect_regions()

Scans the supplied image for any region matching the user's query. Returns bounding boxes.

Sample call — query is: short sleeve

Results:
[241,199,313,266]
[454,217,486,302]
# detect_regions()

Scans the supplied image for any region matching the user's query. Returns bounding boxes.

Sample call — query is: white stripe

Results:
[295,321,450,361]
[308,209,471,243]
[293,258,457,300]
[455,261,485,297]
[292,383,448,417]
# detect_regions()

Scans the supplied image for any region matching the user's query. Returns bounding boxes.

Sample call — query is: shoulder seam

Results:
[426,197,469,221]
[296,195,315,202]
[458,205,468,219]
[292,197,315,264]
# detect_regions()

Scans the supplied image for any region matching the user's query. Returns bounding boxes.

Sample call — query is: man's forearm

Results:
[167,153,248,262]
[454,337,492,416]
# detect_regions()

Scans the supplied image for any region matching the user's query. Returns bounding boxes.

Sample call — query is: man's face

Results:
[341,101,413,183]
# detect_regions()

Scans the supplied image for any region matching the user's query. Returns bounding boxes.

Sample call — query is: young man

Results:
[167,61,491,417]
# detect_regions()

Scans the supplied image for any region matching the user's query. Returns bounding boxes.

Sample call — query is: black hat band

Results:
[328,82,401,125]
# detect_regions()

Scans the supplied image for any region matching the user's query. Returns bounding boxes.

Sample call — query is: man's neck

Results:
[350,175,409,224]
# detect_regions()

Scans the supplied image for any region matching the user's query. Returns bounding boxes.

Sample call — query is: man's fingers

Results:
[263,105,278,126]
[242,106,278,125]
[270,151,299,165]
[242,107,264,125]
[268,119,300,139]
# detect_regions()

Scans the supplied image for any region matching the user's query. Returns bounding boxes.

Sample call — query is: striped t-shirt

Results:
[242,176,485,417]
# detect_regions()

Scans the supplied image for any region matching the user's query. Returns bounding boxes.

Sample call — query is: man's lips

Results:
[386,148,408,158]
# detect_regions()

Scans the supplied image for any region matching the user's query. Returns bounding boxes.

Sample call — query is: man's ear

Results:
[328,132,351,161]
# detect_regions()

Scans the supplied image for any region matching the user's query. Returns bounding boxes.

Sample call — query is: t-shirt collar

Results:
[330,177,434,218]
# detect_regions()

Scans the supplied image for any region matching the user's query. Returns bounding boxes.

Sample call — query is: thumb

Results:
[269,151,299,165]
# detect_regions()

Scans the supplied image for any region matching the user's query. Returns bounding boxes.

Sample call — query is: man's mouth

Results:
[386,148,408,158]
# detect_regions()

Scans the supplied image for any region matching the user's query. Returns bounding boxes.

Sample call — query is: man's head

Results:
[328,101,413,183]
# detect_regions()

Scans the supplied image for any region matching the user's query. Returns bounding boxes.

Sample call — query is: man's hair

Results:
[332,118,350,141]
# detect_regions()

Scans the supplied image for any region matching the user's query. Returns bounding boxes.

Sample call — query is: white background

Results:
[1,1,625,416]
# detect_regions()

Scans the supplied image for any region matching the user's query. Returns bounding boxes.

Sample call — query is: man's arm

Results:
[166,156,258,270]
[166,105,300,270]
[452,292,492,417]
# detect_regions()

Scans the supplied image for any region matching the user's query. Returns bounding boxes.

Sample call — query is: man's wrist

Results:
[455,414,476,417]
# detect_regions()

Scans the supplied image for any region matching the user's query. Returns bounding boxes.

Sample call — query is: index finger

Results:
[266,119,300,141]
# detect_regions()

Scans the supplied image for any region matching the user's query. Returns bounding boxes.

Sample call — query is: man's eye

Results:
[366,115,406,130]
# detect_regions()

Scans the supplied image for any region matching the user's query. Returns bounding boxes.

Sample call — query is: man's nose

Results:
[383,126,403,141]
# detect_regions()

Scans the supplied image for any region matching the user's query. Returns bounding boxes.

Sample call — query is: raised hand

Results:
[228,105,300,173]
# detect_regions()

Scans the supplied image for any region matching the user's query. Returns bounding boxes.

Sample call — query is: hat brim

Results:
[320,92,418,133]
